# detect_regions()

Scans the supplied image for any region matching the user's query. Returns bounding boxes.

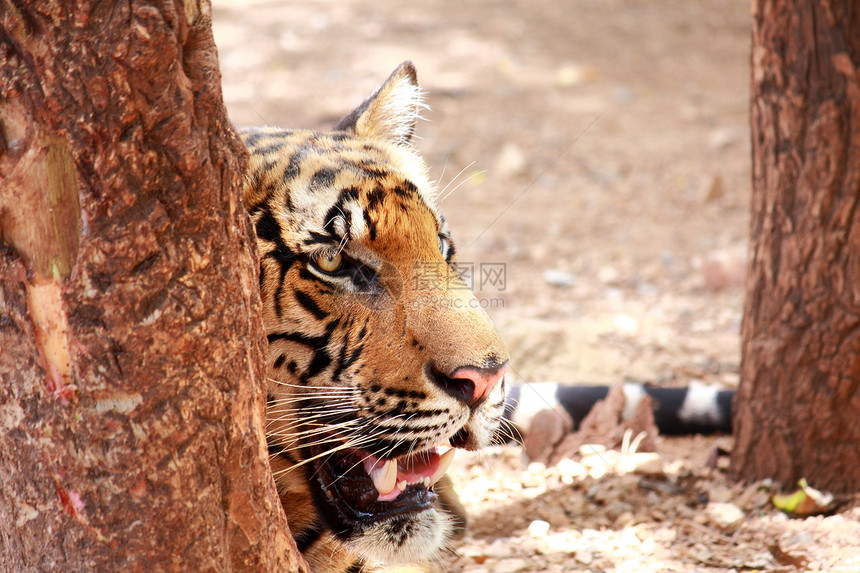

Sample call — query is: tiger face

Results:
[240,62,509,572]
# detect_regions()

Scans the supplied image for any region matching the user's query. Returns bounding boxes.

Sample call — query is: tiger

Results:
[238,61,738,571]
[239,62,510,572]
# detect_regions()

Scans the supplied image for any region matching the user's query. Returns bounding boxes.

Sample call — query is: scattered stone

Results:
[613,314,637,332]
[704,174,725,202]
[614,510,635,527]
[555,64,598,87]
[597,265,620,284]
[619,526,642,546]
[574,548,594,565]
[706,502,745,529]
[542,269,576,288]
[493,142,528,177]
[557,458,587,483]
[707,127,739,150]
[523,408,573,463]
[491,558,529,573]
[624,452,665,476]
[528,519,551,538]
[700,248,747,291]
[384,566,426,573]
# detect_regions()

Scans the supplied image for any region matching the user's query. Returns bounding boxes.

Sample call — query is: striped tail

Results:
[504,381,734,436]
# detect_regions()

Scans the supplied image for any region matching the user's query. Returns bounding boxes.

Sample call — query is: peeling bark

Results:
[734,0,860,492]
[0,1,304,570]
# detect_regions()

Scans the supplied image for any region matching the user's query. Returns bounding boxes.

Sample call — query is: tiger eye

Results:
[316,252,343,273]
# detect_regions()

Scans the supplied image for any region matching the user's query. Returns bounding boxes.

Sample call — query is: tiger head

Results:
[240,62,509,572]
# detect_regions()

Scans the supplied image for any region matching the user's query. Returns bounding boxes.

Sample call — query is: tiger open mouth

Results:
[306,439,456,526]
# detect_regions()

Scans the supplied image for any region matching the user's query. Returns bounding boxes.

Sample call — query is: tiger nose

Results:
[447,362,509,408]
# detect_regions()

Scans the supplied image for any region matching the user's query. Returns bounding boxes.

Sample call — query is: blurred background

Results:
[213,1,752,569]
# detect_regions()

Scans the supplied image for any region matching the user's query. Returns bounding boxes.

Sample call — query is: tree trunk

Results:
[733,0,860,493]
[0,2,304,570]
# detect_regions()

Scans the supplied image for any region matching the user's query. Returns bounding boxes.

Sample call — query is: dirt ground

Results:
[212,1,860,571]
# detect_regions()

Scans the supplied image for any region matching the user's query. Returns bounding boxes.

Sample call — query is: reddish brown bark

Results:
[734,0,860,492]
[0,1,304,570]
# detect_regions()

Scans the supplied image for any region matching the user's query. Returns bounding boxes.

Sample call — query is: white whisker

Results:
[439,167,484,204]
[437,161,477,204]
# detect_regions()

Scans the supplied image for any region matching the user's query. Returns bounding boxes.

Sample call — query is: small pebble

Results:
[706,502,745,529]
[528,519,551,538]
[492,558,529,573]
[493,142,528,177]
[542,269,576,287]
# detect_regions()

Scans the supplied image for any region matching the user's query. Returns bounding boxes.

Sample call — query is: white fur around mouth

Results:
[364,446,456,502]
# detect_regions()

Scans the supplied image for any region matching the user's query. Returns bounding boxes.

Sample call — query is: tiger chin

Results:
[239,62,509,573]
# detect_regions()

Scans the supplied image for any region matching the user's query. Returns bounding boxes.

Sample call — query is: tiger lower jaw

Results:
[350,449,457,563]
[348,505,452,565]
[306,442,458,564]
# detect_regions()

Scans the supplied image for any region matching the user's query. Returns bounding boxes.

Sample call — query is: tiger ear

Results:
[334,61,424,146]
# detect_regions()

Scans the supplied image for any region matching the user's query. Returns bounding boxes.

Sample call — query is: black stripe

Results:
[393,180,417,197]
[363,209,377,241]
[258,156,279,173]
[255,210,283,244]
[241,130,265,148]
[323,187,359,238]
[303,348,332,381]
[269,320,340,383]
[303,230,336,245]
[295,290,328,320]
[330,331,353,384]
[355,165,387,179]
[282,151,304,183]
[343,343,364,371]
[256,210,300,314]
[503,385,520,421]
[294,522,325,553]
[298,267,317,282]
[252,142,288,156]
[366,187,385,209]
[310,167,336,191]
[385,408,447,420]
[258,261,266,290]
[715,390,734,430]
[344,561,364,573]
[554,385,611,428]
[267,330,327,348]
[446,242,457,263]
[241,128,294,149]
[271,256,293,319]
[245,193,270,217]
[372,420,447,433]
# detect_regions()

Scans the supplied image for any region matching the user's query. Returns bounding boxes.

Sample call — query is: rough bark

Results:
[734,0,860,492]
[0,1,304,571]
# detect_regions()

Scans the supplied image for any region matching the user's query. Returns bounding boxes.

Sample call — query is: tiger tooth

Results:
[397,480,407,491]
[369,459,397,495]
[428,447,456,487]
